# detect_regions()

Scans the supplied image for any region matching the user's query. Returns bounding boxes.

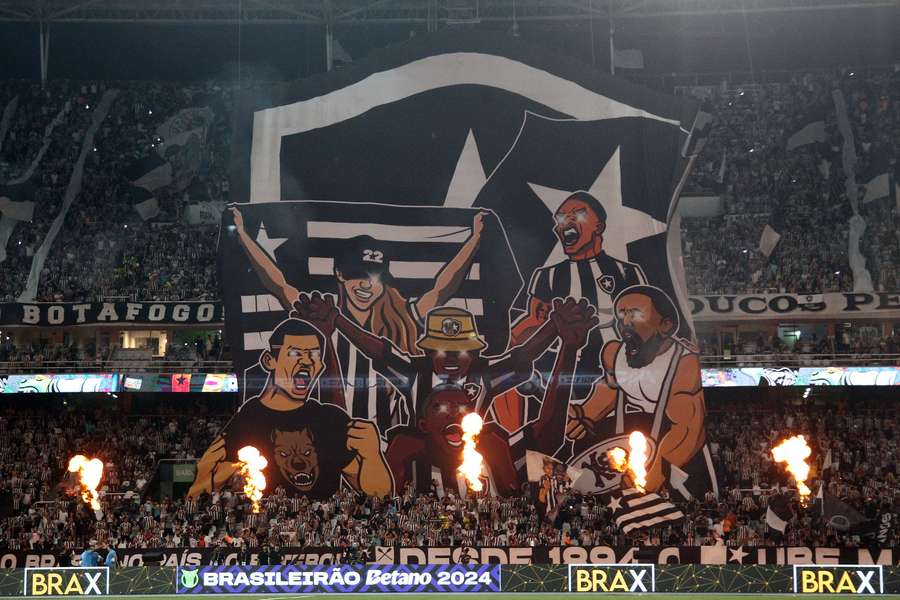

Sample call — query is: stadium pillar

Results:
[324,0,334,72]
[38,21,50,86]
[325,24,333,72]
[608,3,615,75]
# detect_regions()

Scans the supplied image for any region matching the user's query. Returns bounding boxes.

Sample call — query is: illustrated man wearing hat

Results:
[295,292,597,496]
[297,291,594,415]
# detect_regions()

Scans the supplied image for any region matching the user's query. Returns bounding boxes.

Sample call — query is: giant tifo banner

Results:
[205,32,715,525]
[689,292,900,321]
[0,301,223,326]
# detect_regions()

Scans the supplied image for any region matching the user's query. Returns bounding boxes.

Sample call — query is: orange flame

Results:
[457,412,484,492]
[235,446,268,513]
[605,432,649,492]
[771,435,812,502]
[67,455,104,510]
[628,431,649,493]
[607,447,628,472]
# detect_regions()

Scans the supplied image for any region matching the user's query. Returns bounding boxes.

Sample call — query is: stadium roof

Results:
[0,0,894,25]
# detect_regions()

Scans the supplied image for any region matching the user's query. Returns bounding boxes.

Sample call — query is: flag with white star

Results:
[222,31,709,499]
[473,112,691,331]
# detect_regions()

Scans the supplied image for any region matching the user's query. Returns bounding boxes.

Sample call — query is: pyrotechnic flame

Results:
[607,447,628,473]
[771,435,812,502]
[457,412,484,492]
[67,455,104,510]
[235,446,268,513]
[606,433,650,492]
[628,431,649,493]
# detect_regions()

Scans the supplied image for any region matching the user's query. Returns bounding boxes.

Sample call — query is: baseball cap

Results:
[334,235,393,282]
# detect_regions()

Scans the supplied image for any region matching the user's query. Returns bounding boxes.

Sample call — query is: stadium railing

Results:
[699,352,900,368]
[0,359,233,374]
[1,353,897,374]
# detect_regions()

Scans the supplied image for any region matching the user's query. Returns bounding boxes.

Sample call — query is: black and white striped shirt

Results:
[527,251,646,384]
[333,330,408,436]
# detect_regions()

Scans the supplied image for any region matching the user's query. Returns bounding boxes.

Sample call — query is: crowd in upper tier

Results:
[681,69,899,295]
[1,69,897,306]
[0,396,895,556]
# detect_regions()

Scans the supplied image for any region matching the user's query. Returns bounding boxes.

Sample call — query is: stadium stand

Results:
[2,71,897,306]
[680,69,899,295]
[1,394,895,554]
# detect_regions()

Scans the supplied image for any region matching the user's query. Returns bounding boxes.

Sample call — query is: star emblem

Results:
[728,546,748,564]
[607,495,622,512]
[255,222,288,263]
[443,130,487,208]
[526,147,666,268]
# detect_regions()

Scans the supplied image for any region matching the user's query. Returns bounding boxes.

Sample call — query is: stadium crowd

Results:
[682,68,899,295]
[2,69,897,306]
[696,330,900,358]
[0,397,895,556]
[0,80,229,303]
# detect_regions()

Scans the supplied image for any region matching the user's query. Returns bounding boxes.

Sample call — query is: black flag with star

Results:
[220,31,714,510]
[473,112,690,331]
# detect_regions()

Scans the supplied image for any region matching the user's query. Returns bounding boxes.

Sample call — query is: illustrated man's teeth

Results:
[562,227,579,245]
[444,425,463,447]
[293,369,311,389]
[444,365,459,372]
[354,289,373,299]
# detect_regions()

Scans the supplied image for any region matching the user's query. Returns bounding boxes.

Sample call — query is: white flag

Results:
[332,38,353,63]
[786,121,825,151]
[862,172,889,203]
[0,197,35,222]
[758,224,782,257]
[134,197,160,221]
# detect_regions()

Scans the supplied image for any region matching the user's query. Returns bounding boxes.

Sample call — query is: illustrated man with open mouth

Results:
[188,318,393,499]
[491,190,649,434]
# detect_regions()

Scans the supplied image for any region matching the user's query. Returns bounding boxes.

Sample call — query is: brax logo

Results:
[24,567,109,596]
[794,565,883,594]
[569,564,655,593]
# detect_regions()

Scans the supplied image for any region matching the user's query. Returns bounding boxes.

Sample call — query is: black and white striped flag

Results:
[220,200,522,402]
[607,488,684,533]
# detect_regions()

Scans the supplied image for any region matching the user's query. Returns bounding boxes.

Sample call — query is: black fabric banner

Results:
[206,31,718,517]
[0,301,223,327]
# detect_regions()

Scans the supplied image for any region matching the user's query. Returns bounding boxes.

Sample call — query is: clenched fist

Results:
[292,291,339,335]
[346,420,381,459]
[550,297,598,348]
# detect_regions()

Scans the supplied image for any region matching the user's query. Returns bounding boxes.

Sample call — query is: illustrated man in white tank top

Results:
[565,285,716,500]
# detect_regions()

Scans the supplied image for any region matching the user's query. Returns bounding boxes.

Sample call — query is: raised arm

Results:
[528,300,597,452]
[230,206,300,310]
[188,434,235,497]
[413,211,488,319]
[318,329,346,411]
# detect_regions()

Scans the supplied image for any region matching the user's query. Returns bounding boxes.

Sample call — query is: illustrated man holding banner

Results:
[564,285,716,500]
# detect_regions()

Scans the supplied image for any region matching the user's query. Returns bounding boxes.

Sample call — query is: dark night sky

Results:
[0,6,896,81]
